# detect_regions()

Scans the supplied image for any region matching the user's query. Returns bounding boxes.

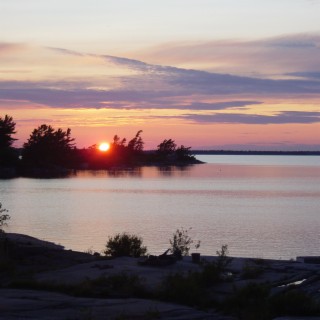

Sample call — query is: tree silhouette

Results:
[127,130,144,152]
[22,124,75,168]
[0,115,16,149]
[175,145,195,162]
[157,139,177,158]
[108,131,144,165]
[0,115,17,166]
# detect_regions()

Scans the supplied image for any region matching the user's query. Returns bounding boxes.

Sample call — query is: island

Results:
[0,115,202,178]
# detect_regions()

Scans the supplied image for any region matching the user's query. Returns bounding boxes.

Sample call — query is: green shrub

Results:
[223,283,320,320]
[200,244,233,282]
[216,244,232,272]
[103,272,146,298]
[241,260,264,279]
[224,283,271,320]
[104,232,147,258]
[11,272,146,299]
[169,227,199,256]
[0,202,10,233]
[200,260,221,285]
[159,271,204,306]
[270,289,320,317]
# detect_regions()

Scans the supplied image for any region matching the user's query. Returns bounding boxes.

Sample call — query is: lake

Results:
[1,155,320,259]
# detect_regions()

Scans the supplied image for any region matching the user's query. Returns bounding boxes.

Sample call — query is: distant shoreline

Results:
[192,150,320,156]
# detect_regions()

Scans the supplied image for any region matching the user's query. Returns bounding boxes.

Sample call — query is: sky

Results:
[1,0,320,150]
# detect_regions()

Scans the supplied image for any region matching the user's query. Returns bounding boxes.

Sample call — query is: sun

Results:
[98,142,110,152]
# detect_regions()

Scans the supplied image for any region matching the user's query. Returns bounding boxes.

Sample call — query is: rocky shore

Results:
[1,233,320,319]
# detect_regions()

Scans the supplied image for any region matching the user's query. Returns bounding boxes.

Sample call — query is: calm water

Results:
[1,155,320,259]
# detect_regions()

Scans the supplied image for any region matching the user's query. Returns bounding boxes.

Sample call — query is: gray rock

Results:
[0,289,231,320]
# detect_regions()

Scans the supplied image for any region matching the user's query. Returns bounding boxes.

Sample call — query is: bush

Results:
[104,232,147,258]
[270,289,320,317]
[159,271,204,306]
[199,244,232,285]
[216,244,232,272]
[11,272,146,299]
[169,227,199,256]
[200,260,221,285]
[224,283,271,320]
[241,260,264,279]
[0,202,10,233]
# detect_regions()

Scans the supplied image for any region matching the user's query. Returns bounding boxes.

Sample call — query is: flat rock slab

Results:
[5,233,64,250]
[35,256,203,289]
[0,289,233,320]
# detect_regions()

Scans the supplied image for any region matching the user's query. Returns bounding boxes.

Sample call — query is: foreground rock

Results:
[0,289,233,320]
[0,234,233,319]
[2,233,320,319]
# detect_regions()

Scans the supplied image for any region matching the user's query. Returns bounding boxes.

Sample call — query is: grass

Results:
[241,260,264,279]
[224,282,320,320]
[11,272,147,299]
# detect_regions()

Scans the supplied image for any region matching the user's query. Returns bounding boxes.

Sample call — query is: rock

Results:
[0,289,230,320]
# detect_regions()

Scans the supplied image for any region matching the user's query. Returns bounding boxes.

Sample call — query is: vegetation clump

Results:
[215,244,233,271]
[22,124,76,168]
[11,272,146,299]
[224,282,271,320]
[169,227,200,257]
[0,115,17,167]
[158,244,233,307]
[104,232,147,258]
[241,260,264,279]
[224,283,320,320]
[159,271,204,306]
[0,202,10,233]
[156,139,196,163]
[270,289,320,317]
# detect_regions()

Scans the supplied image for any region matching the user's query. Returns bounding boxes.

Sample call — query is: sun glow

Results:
[98,142,110,152]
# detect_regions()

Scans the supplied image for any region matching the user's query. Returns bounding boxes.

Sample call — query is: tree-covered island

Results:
[0,114,202,178]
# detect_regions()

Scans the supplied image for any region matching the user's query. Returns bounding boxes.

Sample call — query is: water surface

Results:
[1,155,319,259]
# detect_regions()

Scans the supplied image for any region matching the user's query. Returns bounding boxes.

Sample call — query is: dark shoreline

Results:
[193,150,320,156]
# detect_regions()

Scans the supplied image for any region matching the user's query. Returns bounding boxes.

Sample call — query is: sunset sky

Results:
[1,0,320,150]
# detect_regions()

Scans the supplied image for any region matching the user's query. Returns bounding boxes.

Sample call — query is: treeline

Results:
[0,115,199,177]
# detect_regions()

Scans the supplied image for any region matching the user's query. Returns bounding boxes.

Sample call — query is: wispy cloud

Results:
[47,45,320,96]
[158,101,262,111]
[181,111,320,125]
[47,47,85,57]
[45,45,320,97]
[1,44,320,127]
[134,33,320,77]
[48,47,155,73]
[0,42,25,54]
[286,72,320,80]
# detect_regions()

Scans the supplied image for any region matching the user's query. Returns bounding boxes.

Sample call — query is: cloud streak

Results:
[1,44,320,127]
[135,33,320,77]
[48,45,320,96]
[0,42,25,54]
[181,111,320,125]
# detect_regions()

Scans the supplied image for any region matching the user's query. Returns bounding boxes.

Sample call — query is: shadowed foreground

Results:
[1,233,320,319]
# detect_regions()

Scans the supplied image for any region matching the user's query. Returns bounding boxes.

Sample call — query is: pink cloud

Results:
[132,34,320,77]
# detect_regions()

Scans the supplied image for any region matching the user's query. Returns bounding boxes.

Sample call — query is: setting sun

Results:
[98,142,110,152]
